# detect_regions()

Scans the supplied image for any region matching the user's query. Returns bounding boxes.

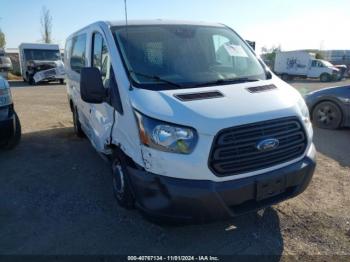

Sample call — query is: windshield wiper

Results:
[194,77,260,87]
[129,71,183,88]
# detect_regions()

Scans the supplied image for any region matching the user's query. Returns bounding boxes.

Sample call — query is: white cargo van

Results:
[19,43,65,85]
[65,20,316,222]
[274,51,340,82]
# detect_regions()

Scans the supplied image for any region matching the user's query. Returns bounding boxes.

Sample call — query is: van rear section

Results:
[274,51,311,77]
[65,20,316,222]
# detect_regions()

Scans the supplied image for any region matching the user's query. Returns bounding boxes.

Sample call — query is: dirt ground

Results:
[0,79,349,258]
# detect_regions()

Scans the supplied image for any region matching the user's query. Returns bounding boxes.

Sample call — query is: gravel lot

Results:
[0,79,349,257]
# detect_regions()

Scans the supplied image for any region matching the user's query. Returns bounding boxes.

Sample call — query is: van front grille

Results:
[209,117,307,176]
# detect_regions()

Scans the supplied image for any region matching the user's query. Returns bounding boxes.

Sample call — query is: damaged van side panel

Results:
[96,23,145,166]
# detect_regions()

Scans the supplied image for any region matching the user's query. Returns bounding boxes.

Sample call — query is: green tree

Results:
[260,45,281,69]
[315,52,324,60]
[0,29,6,48]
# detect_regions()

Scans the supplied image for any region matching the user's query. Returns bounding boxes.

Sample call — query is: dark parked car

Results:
[0,76,21,149]
[305,85,350,129]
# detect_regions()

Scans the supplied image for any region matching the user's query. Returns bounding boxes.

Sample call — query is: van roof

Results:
[66,20,227,41]
[18,43,60,50]
[107,20,225,27]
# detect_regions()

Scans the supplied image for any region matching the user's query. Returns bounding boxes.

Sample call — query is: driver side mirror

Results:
[245,40,255,50]
[80,67,107,104]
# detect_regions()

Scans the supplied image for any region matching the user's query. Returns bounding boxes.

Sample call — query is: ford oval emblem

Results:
[256,138,279,151]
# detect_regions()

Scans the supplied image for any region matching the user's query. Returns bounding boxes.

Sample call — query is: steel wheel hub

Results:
[317,106,336,125]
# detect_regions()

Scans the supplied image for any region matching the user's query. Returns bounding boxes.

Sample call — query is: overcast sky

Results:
[1,0,350,53]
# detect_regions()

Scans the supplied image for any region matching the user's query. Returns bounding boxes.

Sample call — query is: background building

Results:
[320,50,350,66]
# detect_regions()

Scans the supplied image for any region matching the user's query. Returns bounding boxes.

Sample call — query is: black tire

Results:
[72,106,85,137]
[312,101,342,129]
[2,112,21,150]
[111,151,135,209]
[28,76,35,85]
[25,72,30,83]
[59,79,65,85]
[281,74,290,81]
[320,73,331,82]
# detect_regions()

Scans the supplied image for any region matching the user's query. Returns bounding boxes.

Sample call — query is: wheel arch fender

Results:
[110,143,140,170]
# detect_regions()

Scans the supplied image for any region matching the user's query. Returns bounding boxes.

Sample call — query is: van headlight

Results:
[134,110,198,154]
[297,97,310,124]
[0,81,12,107]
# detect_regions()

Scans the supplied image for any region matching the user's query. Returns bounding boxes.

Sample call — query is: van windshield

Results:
[24,49,61,61]
[113,25,266,90]
[321,60,333,67]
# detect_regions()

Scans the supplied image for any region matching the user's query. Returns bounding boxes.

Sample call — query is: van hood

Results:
[331,67,340,72]
[130,78,303,135]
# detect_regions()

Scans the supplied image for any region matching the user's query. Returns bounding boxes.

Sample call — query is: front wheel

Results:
[320,73,331,82]
[312,101,342,129]
[111,151,135,209]
[281,74,290,81]
[59,79,65,85]
[28,76,36,85]
[72,107,85,137]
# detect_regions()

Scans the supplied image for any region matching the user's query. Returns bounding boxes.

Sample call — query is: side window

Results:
[92,32,110,88]
[64,39,72,65]
[311,60,317,67]
[70,34,87,74]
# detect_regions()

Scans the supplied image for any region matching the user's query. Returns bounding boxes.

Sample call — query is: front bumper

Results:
[127,146,316,222]
[0,105,16,145]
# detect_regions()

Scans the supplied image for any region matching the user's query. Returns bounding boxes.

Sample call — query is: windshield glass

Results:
[113,25,266,90]
[321,60,333,67]
[24,49,61,61]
